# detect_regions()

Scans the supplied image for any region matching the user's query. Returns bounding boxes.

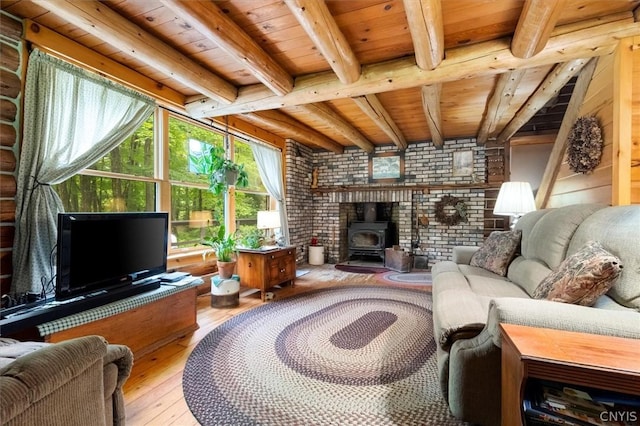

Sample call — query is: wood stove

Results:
[347,221,392,262]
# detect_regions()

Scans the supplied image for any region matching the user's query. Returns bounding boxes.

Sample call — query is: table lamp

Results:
[493,182,536,229]
[257,210,281,245]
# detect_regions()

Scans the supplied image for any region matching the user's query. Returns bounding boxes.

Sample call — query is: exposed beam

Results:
[159,0,292,96]
[284,0,360,84]
[536,58,598,208]
[34,0,237,104]
[612,36,633,206]
[25,20,185,110]
[421,84,443,148]
[352,95,407,150]
[512,0,567,58]
[477,70,526,144]
[294,103,375,153]
[496,58,589,144]
[187,16,639,117]
[403,0,444,70]
[241,110,344,154]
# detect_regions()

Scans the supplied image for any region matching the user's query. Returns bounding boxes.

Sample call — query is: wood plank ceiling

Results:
[4,0,640,153]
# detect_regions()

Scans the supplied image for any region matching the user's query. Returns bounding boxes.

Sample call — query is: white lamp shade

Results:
[493,182,536,217]
[257,210,281,229]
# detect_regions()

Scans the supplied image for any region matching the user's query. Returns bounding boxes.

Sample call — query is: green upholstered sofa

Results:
[431,204,640,426]
[0,335,133,425]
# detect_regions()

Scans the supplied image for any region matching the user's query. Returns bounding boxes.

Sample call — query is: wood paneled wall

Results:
[0,11,23,295]
[632,36,640,204]
[548,38,638,207]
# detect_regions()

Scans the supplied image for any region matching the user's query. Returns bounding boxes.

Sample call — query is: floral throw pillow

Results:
[532,241,623,306]
[469,230,522,276]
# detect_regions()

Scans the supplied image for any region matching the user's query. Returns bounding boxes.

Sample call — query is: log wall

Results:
[0,11,23,295]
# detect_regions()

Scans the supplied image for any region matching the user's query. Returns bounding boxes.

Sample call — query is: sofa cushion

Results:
[466,275,530,299]
[469,230,521,276]
[569,206,640,310]
[507,257,553,297]
[458,264,511,280]
[533,241,623,306]
[525,204,606,270]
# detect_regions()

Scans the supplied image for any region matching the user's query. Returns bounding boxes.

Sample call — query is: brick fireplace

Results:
[285,140,487,266]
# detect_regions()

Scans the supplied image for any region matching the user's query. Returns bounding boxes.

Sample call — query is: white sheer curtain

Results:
[12,49,155,294]
[250,143,290,245]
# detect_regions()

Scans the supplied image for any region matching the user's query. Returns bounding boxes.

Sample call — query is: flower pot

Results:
[225,169,238,185]
[217,260,236,279]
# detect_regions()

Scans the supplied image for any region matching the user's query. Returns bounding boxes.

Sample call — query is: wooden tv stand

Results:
[43,284,198,358]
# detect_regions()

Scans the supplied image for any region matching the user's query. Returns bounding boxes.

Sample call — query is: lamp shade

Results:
[257,210,281,229]
[493,182,536,217]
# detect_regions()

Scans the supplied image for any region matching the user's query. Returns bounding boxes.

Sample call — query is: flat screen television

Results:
[56,212,169,300]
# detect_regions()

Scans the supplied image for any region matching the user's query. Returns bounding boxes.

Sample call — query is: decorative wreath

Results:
[434,195,468,226]
[567,116,603,174]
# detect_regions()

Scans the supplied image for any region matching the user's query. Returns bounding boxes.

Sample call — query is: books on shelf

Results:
[523,380,639,426]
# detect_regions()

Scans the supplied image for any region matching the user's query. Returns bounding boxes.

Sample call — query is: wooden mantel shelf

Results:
[310,183,498,194]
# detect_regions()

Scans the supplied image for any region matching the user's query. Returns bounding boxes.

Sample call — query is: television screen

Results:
[56,212,169,300]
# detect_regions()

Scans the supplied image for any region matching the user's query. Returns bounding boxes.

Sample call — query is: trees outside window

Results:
[55,110,273,253]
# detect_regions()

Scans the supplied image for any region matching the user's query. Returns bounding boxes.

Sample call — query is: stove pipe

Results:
[364,202,377,222]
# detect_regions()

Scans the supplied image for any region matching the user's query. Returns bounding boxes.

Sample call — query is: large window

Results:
[56,109,274,253]
[55,113,156,212]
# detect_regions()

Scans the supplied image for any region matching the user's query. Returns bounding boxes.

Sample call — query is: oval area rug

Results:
[183,286,465,425]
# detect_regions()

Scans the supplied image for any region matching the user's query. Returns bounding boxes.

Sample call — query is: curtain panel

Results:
[250,144,290,246]
[12,49,155,295]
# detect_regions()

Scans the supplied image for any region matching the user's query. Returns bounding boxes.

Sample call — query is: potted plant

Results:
[190,145,249,195]
[203,224,238,279]
[239,227,264,250]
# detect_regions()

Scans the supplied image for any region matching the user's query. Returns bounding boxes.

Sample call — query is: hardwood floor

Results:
[122,264,430,425]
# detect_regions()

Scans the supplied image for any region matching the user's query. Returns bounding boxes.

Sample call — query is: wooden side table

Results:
[500,323,640,426]
[237,246,296,301]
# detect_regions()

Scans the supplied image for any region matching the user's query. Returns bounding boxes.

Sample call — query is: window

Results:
[234,138,270,235]
[55,113,156,212]
[55,109,275,254]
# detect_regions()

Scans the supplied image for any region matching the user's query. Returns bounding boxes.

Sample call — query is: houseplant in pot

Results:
[190,145,249,195]
[203,224,238,279]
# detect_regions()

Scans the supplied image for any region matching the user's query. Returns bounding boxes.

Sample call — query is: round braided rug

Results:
[183,286,465,425]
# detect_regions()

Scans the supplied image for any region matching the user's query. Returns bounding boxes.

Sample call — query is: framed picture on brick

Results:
[369,152,404,183]
[452,150,473,176]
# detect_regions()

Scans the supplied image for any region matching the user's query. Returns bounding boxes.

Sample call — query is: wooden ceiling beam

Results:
[284,0,360,84]
[421,84,443,148]
[536,58,598,208]
[352,95,407,150]
[187,16,639,117]
[512,0,567,58]
[496,58,589,144]
[295,103,375,153]
[34,0,237,104]
[24,20,186,110]
[159,0,292,96]
[403,0,444,70]
[241,110,344,154]
[476,69,526,144]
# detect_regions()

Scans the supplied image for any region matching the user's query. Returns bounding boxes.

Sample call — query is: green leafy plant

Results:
[239,227,264,249]
[202,225,238,262]
[190,145,249,195]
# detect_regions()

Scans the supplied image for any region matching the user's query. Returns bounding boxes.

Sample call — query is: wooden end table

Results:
[500,323,640,426]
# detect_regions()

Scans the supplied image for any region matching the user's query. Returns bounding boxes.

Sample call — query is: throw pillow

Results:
[469,230,522,276]
[532,241,623,306]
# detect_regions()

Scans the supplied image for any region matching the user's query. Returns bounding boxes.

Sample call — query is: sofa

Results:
[0,335,133,426]
[431,204,640,426]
